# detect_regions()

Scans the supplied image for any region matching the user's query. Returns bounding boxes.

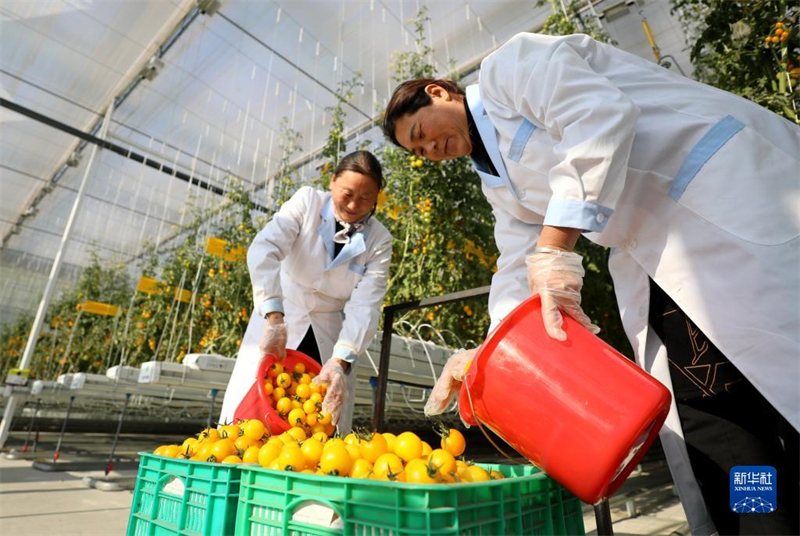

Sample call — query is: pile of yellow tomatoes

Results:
[261,361,336,437]
[153,419,503,485]
[152,419,274,465]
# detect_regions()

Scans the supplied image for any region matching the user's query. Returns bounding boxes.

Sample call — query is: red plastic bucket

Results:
[233,349,321,435]
[459,296,670,504]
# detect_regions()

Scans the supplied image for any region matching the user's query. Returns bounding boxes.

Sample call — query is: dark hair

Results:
[382,79,465,147]
[333,150,384,190]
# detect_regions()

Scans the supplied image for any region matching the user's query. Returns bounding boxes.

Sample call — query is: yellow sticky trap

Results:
[9,368,30,377]
[138,276,191,303]
[81,300,120,316]
[174,288,192,304]
[137,276,160,294]
[205,236,245,262]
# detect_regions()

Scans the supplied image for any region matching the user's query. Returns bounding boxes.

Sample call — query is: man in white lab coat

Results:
[383,33,799,535]
[220,151,392,434]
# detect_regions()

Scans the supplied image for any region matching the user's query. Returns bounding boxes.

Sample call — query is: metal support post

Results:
[32,405,41,453]
[370,286,490,431]
[207,389,219,428]
[371,308,395,431]
[105,393,131,476]
[594,499,614,535]
[53,395,75,463]
[21,398,40,453]
[0,101,114,448]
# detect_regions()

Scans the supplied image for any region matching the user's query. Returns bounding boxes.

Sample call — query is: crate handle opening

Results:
[160,476,186,497]
[286,498,343,531]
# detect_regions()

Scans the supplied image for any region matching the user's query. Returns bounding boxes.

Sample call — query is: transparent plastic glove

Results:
[526,248,600,341]
[312,359,348,425]
[258,322,288,360]
[424,349,477,417]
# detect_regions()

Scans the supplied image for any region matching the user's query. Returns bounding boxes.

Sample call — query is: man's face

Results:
[394,84,472,161]
[330,170,379,223]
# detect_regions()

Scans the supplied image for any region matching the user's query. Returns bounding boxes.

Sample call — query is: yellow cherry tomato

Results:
[243,419,266,441]
[462,465,491,482]
[345,444,362,460]
[382,432,397,453]
[218,424,241,439]
[197,427,219,442]
[295,383,311,399]
[276,372,292,389]
[393,432,423,463]
[287,426,308,443]
[268,362,284,379]
[349,458,374,479]
[359,433,388,464]
[439,426,466,457]
[276,397,293,415]
[161,445,182,458]
[258,443,282,467]
[300,437,324,467]
[234,435,257,452]
[278,448,306,471]
[287,408,307,427]
[195,442,215,462]
[303,399,319,415]
[242,446,261,464]
[428,449,457,480]
[421,441,432,457]
[372,453,405,481]
[404,459,440,484]
[319,444,352,476]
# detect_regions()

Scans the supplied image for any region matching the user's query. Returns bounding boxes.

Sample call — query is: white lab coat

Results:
[471,33,800,534]
[219,187,392,433]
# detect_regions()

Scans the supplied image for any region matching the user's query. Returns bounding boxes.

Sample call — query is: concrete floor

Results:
[0,430,690,536]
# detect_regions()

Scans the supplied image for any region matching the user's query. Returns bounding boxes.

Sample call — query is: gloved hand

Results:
[424,349,477,417]
[312,359,348,425]
[526,247,599,341]
[258,322,288,360]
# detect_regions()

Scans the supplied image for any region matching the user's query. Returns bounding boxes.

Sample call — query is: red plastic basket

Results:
[232,349,321,435]
[459,295,671,504]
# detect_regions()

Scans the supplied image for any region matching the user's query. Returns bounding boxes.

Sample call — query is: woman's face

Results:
[330,170,380,223]
[394,84,472,161]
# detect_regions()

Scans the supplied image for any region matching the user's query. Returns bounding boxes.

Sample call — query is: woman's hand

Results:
[526,247,599,340]
[258,314,288,360]
[424,349,477,417]
[312,359,349,425]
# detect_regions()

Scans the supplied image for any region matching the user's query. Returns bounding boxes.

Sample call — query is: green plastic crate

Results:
[127,452,242,536]
[551,481,586,536]
[234,463,585,536]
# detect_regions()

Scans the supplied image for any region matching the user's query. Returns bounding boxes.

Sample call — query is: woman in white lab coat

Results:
[383,33,799,535]
[220,151,392,434]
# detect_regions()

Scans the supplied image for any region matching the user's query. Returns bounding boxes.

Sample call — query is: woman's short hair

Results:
[334,150,384,190]
[382,79,464,147]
